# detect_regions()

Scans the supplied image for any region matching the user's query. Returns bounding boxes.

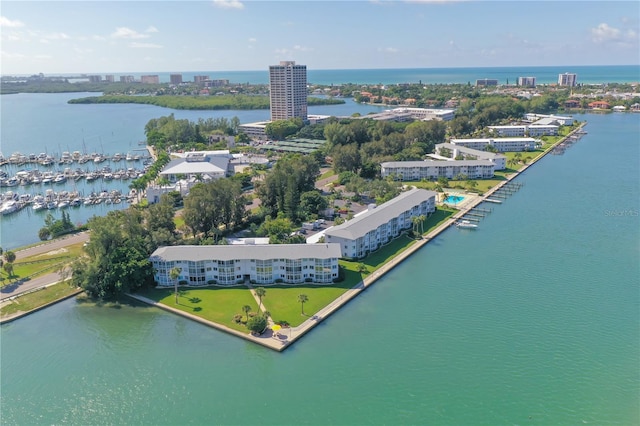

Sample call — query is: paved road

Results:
[0,232,88,300]
[13,232,90,260]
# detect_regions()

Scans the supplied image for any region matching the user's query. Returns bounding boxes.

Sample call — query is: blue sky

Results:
[1,1,638,74]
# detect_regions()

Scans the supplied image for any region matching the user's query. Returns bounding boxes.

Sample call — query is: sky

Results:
[1,1,639,75]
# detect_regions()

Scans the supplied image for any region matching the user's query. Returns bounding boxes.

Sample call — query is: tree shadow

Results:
[193,307,202,312]
[189,297,201,304]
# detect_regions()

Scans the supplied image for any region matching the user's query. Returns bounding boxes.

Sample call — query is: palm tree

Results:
[255,287,266,310]
[169,267,181,303]
[419,214,426,234]
[411,216,420,234]
[242,305,252,322]
[297,294,309,316]
[4,250,16,264]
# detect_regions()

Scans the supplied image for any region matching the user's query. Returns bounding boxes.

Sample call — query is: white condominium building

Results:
[524,113,574,126]
[381,160,495,181]
[435,143,506,170]
[269,61,308,121]
[450,137,537,152]
[518,77,536,87]
[488,125,558,137]
[151,243,341,286]
[558,73,577,87]
[324,188,436,259]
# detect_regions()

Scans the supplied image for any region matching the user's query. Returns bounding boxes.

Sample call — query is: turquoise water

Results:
[445,195,464,204]
[1,113,638,425]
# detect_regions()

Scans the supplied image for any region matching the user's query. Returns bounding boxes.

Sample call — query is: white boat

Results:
[455,220,478,229]
[32,202,46,211]
[53,174,67,184]
[0,201,20,215]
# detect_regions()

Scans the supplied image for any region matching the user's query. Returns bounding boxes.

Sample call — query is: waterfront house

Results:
[564,99,581,109]
[151,243,341,286]
[324,188,436,259]
[588,101,610,110]
[159,151,230,183]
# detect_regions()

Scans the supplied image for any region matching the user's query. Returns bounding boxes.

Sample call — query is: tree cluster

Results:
[38,211,76,241]
[256,154,320,223]
[182,179,247,241]
[70,210,154,298]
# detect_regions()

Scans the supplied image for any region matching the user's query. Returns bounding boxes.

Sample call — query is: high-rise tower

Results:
[269,61,307,121]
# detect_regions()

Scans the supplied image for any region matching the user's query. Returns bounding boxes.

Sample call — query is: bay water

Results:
[0,111,638,425]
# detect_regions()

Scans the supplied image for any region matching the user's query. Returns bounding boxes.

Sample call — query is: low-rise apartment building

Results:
[488,125,558,137]
[450,137,537,152]
[151,243,341,286]
[324,188,436,259]
[381,160,495,181]
[435,143,506,170]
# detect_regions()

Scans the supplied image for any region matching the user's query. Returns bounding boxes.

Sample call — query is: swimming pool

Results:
[445,195,464,204]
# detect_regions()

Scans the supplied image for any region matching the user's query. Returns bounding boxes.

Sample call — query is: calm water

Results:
[1,112,638,425]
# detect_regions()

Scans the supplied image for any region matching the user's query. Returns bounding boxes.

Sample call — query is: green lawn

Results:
[136,286,260,333]
[318,169,336,180]
[1,241,85,285]
[0,282,80,317]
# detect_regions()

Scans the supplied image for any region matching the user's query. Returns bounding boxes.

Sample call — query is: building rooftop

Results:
[324,188,436,241]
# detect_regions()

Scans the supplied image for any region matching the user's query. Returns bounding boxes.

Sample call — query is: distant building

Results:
[524,113,574,126]
[194,75,209,84]
[517,77,536,87]
[476,79,499,87]
[238,121,269,139]
[204,79,229,87]
[170,74,183,85]
[558,73,577,87]
[141,75,159,84]
[488,125,558,137]
[120,75,135,83]
[435,143,507,170]
[104,75,115,83]
[450,137,537,152]
[88,75,102,83]
[269,61,308,121]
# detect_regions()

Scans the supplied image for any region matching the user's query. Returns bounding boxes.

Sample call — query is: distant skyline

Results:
[1,1,639,75]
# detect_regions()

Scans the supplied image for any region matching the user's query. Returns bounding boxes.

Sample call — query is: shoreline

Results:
[129,122,587,352]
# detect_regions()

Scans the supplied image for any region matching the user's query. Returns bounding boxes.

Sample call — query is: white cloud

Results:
[0,16,25,28]
[145,26,159,33]
[212,0,244,10]
[1,50,26,59]
[248,37,257,43]
[34,54,52,59]
[74,47,93,54]
[378,47,399,53]
[111,27,149,39]
[293,45,312,52]
[591,23,621,43]
[92,35,107,41]
[129,42,163,49]
[44,32,71,40]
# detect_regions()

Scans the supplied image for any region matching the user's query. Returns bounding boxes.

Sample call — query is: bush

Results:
[275,278,283,283]
[304,278,313,283]
[207,279,217,285]
[233,314,243,324]
[246,314,267,334]
[179,280,188,286]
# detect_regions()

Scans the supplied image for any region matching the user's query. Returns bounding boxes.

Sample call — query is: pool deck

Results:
[128,123,587,352]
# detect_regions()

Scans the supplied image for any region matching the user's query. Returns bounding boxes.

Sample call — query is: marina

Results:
[0,149,151,216]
